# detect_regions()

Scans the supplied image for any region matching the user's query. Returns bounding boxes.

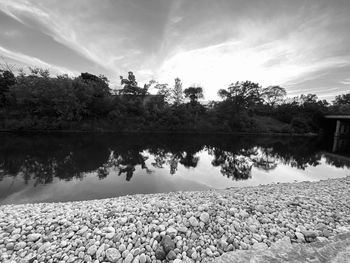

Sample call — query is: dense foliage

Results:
[0,67,348,133]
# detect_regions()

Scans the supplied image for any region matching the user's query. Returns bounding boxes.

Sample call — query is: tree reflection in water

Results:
[209,148,257,180]
[0,134,349,185]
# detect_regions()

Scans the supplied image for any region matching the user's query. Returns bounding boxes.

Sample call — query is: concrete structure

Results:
[324,115,350,137]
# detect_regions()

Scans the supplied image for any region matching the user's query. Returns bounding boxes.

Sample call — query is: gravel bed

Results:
[1,177,350,263]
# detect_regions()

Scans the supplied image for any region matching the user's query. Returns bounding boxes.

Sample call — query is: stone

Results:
[189,217,199,227]
[199,212,210,223]
[161,235,175,253]
[96,244,105,259]
[77,226,88,235]
[27,233,41,242]
[103,226,116,239]
[6,242,14,250]
[255,205,266,213]
[124,253,133,263]
[302,230,317,239]
[139,253,146,263]
[14,241,26,250]
[167,250,177,260]
[106,248,121,262]
[38,242,51,254]
[87,245,98,256]
[155,246,166,260]
[133,247,140,256]
[295,232,305,241]
[167,227,178,236]
[252,243,268,250]
[119,244,126,252]
[178,226,188,233]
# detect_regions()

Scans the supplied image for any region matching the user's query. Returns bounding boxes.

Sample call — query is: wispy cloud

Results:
[0,1,111,71]
[0,0,349,100]
[0,45,76,75]
[340,79,350,85]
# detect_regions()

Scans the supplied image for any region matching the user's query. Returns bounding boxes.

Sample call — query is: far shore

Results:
[0,129,319,137]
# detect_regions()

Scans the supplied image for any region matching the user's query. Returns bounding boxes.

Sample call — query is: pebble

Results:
[189,216,199,227]
[200,212,210,223]
[105,248,121,262]
[0,177,349,263]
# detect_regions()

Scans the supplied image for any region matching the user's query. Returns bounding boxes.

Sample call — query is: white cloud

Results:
[0,0,114,72]
[340,79,350,85]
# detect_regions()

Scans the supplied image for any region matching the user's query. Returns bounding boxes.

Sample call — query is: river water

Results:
[0,133,349,205]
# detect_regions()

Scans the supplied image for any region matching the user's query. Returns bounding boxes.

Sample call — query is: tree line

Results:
[0,66,349,133]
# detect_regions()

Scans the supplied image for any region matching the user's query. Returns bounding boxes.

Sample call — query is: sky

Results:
[0,0,350,101]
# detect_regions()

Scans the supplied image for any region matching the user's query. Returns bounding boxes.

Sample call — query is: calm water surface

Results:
[0,133,349,205]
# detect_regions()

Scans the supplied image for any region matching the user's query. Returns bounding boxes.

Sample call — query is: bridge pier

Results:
[333,119,350,137]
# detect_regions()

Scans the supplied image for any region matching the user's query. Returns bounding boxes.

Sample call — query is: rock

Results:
[124,253,133,263]
[6,242,14,250]
[60,240,68,247]
[87,245,98,256]
[167,227,178,236]
[316,236,328,242]
[119,243,126,252]
[96,244,105,259]
[103,226,115,239]
[117,217,127,224]
[27,233,41,242]
[161,235,175,253]
[155,246,166,260]
[77,226,88,235]
[255,204,265,213]
[133,247,140,256]
[295,232,305,242]
[239,210,249,218]
[189,216,199,227]
[139,253,146,263]
[178,226,188,233]
[199,212,210,223]
[38,242,51,254]
[270,236,292,252]
[252,243,268,250]
[252,233,262,242]
[167,250,177,260]
[14,241,26,250]
[206,247,213,256]
[302,230,317,240]
[105,248,121,262]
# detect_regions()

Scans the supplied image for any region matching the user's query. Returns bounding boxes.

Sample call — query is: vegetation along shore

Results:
[1,177,349,263]
[1,67,349,134]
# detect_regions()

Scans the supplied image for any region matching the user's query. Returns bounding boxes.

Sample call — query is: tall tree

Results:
[218,81,263,110]
[184,86,204,105]
[172,77,183,105]
[0,70,16,105]
[262,85,286,106]
[333,93,350,106]
[154,83,172,103]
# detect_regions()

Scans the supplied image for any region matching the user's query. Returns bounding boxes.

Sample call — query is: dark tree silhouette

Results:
[184,86,204,105]
[262,85,286,107]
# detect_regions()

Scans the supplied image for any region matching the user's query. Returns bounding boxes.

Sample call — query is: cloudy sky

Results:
[0,0,350,100]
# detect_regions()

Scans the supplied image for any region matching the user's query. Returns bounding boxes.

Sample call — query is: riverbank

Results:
[1,177,350,263]
[0,129,318,137]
